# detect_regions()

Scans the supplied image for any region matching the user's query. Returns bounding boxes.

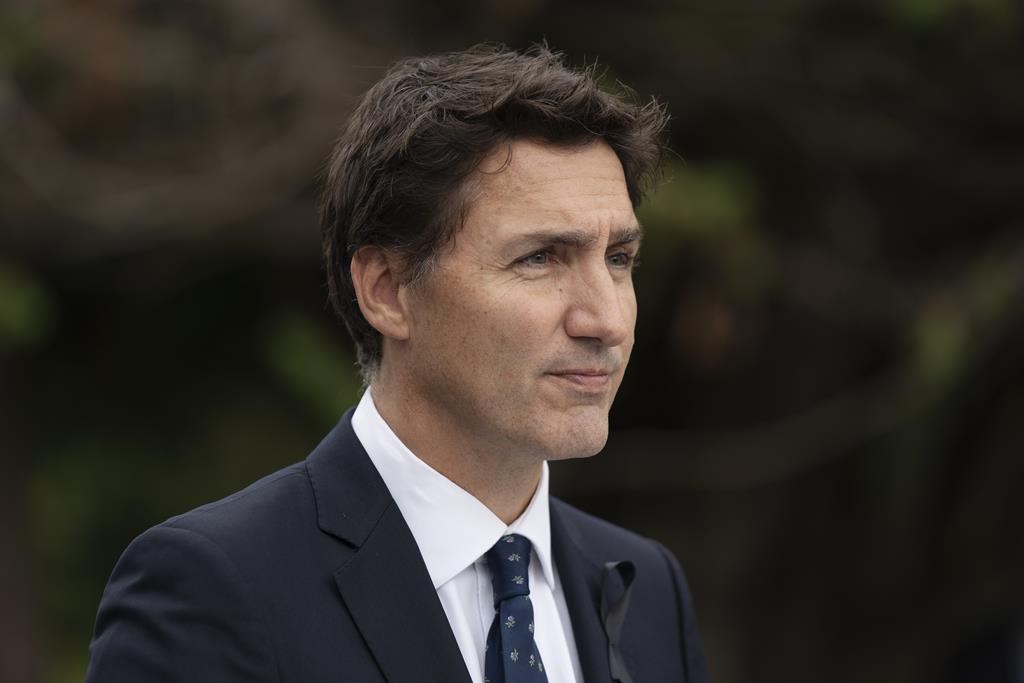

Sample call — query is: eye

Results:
[520,250,551,267]
[607,251,638,269]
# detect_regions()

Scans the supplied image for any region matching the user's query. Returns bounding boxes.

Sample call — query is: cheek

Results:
[624,289,639,327]
[439,300,520,371]
[478,314,534,364]
[622,282,638,313]
[472,304,555,375]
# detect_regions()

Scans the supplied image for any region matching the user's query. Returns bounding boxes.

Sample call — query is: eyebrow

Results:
[506,224,643,252]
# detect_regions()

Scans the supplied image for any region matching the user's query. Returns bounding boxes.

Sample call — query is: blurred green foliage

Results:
[264,312,361,423]
[913,297,970,388]
[639,162,775,302]
[0,10,37,67]
[0,262,54,351]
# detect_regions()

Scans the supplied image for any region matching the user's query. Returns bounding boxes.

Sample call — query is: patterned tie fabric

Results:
[484,534,549,683]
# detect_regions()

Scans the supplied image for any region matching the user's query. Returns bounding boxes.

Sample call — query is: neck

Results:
[369,380,543,525]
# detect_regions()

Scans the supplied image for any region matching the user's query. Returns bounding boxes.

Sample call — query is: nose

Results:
[563,262,634,348]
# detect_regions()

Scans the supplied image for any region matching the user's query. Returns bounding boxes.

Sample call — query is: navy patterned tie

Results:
[484,534,548,683]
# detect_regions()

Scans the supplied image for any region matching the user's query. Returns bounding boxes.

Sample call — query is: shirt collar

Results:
[350,388,555,590]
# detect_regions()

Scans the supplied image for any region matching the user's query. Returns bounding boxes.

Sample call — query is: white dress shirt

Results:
[351,388,583,683]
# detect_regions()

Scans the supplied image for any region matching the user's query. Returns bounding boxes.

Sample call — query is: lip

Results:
[546,369,613,390]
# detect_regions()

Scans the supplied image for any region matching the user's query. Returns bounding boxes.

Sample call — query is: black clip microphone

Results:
[600,560,636,683]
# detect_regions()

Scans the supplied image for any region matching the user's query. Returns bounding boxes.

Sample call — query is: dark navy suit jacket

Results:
[86,410,708,682]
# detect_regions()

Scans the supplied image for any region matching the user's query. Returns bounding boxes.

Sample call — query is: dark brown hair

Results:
[319,43,669,379]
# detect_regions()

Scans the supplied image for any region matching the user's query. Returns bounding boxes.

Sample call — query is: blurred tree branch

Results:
[1,0,391,253]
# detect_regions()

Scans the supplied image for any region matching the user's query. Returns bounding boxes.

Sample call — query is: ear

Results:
[350,246,410,341]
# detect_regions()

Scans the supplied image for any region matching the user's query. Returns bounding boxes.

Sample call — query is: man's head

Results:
[320,43,668,380]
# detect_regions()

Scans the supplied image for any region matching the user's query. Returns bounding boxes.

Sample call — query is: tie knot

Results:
[485,534,532,603]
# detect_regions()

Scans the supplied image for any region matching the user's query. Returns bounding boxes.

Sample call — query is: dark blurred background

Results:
[2,1,1023,682]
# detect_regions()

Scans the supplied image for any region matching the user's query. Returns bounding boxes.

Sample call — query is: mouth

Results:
[545,368,614,391]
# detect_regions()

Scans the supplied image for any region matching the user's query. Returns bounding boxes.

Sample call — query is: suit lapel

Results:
[333,504,471,683]
[550,501,614,683]
[307,412,471,683]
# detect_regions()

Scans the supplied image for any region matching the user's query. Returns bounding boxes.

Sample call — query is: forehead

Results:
[463,139,636,234]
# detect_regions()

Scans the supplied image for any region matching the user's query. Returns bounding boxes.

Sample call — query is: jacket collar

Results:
[306,408,391,546]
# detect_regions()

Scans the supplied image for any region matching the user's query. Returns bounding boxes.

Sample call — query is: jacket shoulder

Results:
[159,461,313,548]
[85,469,310,683]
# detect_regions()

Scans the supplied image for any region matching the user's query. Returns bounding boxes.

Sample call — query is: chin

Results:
[542,418,610,461]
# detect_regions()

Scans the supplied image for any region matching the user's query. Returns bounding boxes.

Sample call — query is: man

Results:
[86,44,708,682]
